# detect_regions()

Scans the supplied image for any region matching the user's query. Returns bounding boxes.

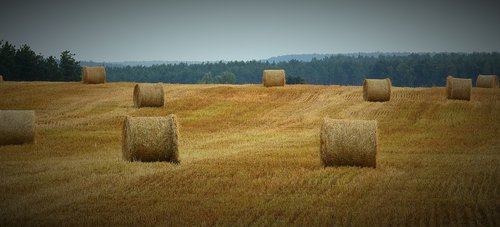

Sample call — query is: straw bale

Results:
[82,66,106,84]
[446,76,453,99]
[122,114,179,162]
[447,77,471,101]
[0,110,35,145]
[320,118,377,168]
[363,78,391,102]
[133,83,165,107]
[262,69,285,87]
[476,75,499,88]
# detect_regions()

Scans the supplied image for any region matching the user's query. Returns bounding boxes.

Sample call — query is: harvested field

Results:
[0,82,499,226]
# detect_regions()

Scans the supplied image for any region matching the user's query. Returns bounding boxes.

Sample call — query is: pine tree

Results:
[14,44,43,81]
[44,56,60,81]
[0,41,17,79]
[59,50,81,81]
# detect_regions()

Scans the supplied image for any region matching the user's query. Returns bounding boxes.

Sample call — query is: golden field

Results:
[0,82,499,226]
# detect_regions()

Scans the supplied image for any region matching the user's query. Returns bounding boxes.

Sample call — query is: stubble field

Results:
[0,82,499,225]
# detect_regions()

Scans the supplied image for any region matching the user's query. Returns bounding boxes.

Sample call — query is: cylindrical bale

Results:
[320,118,377,168]
[476,75,499,88]
[82,66,106,84]
[363,78,392,102]
[447,77,472,101]
[446,76,453,99]
[133,83,165,107]
[0,110,35,145]
[262,69,286,87]
[122,114,179,162]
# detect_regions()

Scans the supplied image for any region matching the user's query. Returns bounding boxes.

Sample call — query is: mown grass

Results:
[0,82,499,226]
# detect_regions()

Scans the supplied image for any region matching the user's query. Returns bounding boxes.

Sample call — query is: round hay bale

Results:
[320,118,377,168]
[133,83,165,108]
[476,75,499,88]
[0,110,35,145]
[122,114,179,162]
[82,66,106,84]
[262,69,285,87]
[446,76,458,95]
[363,78,391,102]
[447,77,471,101]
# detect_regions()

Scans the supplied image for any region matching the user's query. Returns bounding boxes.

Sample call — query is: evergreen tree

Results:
[0,41,17,79]
[199,72,215,84]
[218,71,236,84]
[43,56,60,81]
[59,50,81,81]
[287,76,306,84]
[14,44,43,81]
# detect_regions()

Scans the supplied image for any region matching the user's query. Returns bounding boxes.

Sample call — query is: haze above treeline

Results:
[80,53,447,67]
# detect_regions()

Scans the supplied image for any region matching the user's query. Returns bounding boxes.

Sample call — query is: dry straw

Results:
[320,118,377,168]
[82,66,106,84]
[447,76,472,101]
[363,78,392,102]
[262,69,286,87]
[133,83,165,107]
[446,76,454,98]
[0,110,35,145]
[122,114,179,162]
[476,75,499,88]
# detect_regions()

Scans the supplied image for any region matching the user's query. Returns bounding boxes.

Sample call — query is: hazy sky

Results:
[1,0,499,61]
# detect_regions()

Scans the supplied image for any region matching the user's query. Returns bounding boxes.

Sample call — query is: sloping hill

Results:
[0,82,499,225]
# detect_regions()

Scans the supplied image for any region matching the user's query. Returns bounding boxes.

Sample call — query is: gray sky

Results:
[1,0,499,61]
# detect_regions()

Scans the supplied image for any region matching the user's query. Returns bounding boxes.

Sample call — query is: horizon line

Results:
[78,51,500,63]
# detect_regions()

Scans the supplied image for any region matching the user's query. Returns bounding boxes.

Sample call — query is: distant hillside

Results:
[265,53,414,63]
[79,60,202,67]
[265,54,334,62]
[79,53,418,67]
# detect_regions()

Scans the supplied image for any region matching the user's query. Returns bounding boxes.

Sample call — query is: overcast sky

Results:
[1,0,499,61]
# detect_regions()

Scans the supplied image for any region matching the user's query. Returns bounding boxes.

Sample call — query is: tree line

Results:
[1,40,499,87]
[0,40,81,81]
[106,53,500,86]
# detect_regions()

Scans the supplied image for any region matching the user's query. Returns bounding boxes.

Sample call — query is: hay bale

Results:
[82,66,106,84]
[320,118,377,168]
[0,110,35,145]
[476,75,499,88]
[262,69,285,87]
[446,76,455,98]
[447,77,472,101]
[133,83,165,108]
[122,114,179,162]
[363,78,391,102]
